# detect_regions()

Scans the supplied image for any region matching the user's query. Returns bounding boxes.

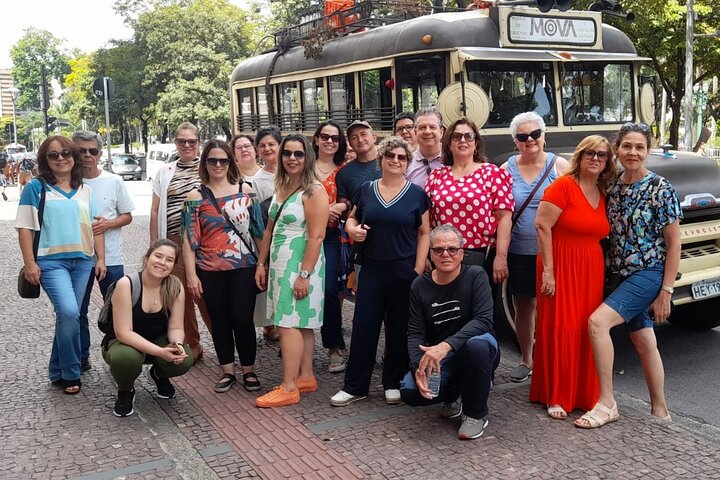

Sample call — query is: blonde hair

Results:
[142,239,183,317]
[564,135,617,195]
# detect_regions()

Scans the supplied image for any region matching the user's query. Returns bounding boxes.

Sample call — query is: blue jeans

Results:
[38,257,95,382]
[400,333,500,419]
[79,264,125,361]
[604,266,663,332]
[321,227,346,350]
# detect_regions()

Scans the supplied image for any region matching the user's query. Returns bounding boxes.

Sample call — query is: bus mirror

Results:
[437,81,490,129]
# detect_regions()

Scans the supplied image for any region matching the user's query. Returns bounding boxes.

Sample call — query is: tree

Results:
[10,28,70,110]
[578,0,720,147]
[62,55,97,129]
[134,0,259,137]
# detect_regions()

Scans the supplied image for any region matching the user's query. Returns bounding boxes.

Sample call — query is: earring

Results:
[514,146,520,154]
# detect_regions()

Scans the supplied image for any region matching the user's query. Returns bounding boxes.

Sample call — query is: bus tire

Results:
[668,299,720,331]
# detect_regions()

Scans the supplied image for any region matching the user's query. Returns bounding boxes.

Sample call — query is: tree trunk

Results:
[141,117,149,154]
[668,99,681,149]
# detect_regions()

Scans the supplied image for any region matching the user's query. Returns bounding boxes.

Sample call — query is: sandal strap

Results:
[217,373,236,384]
[242,372,259,382]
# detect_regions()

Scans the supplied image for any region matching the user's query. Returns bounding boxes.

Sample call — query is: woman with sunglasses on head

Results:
[150,122,212,363]
[16,135,106,395]
[254,134,329,408]
[501,112,570,384]
[531,135,616,420]
[576,123,680,429]
[231,135,261,180]
[331,136,431,408]
[252,126,283,342]
[312,121,349,373]
[425,118,514,281]
[182,140,265,393]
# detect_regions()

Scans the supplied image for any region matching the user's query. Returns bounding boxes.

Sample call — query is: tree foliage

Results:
[10,28,70,110]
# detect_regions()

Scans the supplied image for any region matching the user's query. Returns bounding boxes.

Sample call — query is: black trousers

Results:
[197,267,257,367]
[343,257,416,396]
[321,227,346,350]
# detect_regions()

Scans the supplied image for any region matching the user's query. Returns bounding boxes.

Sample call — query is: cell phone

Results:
[173,342,185,356]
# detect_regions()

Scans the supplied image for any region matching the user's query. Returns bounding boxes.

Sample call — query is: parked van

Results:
[145,144,177,181]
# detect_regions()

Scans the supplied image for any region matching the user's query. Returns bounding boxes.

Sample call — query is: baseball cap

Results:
[346,120,373,136]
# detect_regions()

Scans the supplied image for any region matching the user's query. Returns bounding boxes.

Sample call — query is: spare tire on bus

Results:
[437,81,490,129]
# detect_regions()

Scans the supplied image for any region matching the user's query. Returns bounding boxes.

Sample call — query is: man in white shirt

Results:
[74,131,135,372]
[406,107,444,188]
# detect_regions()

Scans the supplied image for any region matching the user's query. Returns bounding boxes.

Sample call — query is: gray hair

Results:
[429,224,464,246]
[415,106,443,127]
[509,112,546,139]
[377,136,412,163]
[72,130,103,149]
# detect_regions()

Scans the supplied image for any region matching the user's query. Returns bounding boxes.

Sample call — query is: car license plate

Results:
[691,276,720,299]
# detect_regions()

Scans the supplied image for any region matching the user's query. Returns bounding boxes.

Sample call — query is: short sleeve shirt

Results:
[335,159,381,203]
[606,172,682,276]
[425,164,514,249]
[353,180,430,261]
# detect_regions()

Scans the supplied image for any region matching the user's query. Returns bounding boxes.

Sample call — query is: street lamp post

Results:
[8,87,20,146]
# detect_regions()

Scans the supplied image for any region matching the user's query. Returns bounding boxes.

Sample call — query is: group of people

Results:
[16,109,679,438]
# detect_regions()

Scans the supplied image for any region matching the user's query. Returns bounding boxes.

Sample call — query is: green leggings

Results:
[102,336,193,391]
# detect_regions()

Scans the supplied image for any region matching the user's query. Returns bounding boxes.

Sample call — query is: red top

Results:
[424,164,514,249]
[321,163,345,228]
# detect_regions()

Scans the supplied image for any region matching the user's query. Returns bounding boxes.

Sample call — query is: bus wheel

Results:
[494,279,520,347]
[669,299,720,331]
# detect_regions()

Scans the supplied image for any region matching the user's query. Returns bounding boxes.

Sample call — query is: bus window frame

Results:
[395,54,448,114]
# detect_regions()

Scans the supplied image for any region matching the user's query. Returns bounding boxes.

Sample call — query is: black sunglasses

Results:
[176,139,198,146]
[318,133,340,143]
[620,122,651,134]
[206,157,230,166]
[47,150,73,161]
[383,152,408,162]
[79,147,100,156]
[282,150,306,159]
[450,132,477,142]
[515,129,543,142]
[430,246,462,256]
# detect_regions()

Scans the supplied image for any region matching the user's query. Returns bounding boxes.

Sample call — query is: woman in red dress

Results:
[530,135,616,419]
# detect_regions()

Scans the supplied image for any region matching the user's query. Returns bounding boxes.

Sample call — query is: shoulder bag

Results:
[18,179,47,298]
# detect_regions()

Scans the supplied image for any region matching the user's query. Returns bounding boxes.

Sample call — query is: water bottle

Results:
[427,371,441,398]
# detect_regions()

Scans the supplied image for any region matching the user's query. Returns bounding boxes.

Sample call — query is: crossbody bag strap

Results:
[512,156,557,227]
[32,179,47,260]
[201,184,258,261]
[270,186,302,234]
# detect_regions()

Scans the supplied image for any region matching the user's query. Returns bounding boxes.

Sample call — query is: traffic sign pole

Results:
[103,77,112,169]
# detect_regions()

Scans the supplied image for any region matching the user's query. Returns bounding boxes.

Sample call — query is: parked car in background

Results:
[110,153,142,181]
[145,144,177,181]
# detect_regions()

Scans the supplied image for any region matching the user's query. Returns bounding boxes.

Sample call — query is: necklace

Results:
[316,164,334,175]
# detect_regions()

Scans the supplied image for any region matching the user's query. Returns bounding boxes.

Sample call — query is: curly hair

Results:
[37,135,84,189]
[564,135,617,195]
[377,136,412,169]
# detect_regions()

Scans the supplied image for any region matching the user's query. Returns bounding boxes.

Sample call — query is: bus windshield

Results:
[560,62,633,125]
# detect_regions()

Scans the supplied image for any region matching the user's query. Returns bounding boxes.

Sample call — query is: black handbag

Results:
[18,179,46,299]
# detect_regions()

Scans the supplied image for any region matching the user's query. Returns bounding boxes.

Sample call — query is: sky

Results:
[0,0,251,69]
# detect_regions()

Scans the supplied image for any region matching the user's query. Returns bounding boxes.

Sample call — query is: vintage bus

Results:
[229,1,720,331]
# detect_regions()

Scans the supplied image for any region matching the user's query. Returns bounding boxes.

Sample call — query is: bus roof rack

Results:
[271,1,457,52]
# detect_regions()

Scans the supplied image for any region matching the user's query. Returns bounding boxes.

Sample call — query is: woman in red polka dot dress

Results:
[424,118,514,283]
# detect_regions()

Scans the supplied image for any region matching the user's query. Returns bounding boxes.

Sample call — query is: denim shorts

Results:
[604,267,663,332]
[508,253,536,297]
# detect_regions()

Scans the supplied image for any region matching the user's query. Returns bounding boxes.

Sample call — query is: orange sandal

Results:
[255,386,300,408]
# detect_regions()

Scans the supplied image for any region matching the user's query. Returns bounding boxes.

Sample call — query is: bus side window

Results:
[396,55,446,113]
[359,67,392,131]
[329,73,355,127]
[302,78,325,129]
[277,82,300,131]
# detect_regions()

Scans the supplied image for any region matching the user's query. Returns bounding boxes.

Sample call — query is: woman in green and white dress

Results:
[254,134,329,408]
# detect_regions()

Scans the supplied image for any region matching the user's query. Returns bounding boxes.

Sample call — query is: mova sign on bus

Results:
[499,6,602,49]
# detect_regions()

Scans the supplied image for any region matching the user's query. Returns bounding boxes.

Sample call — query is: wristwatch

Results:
[299,270,311,279]
[661,285,674,294]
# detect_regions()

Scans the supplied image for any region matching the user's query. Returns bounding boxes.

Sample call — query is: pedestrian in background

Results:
[501,112,569,383]
[16,135,106,395]
[312,120,349,373]
[531,135,615,420]
[74,130,135,374]
[254,134,329,408]
[231,134,261,180]
[102,239,192,417]
[150,122,212,362]
[577,123,680,428]
[393,111,418,153]
[182,140,265,394]
[331,136,430,408]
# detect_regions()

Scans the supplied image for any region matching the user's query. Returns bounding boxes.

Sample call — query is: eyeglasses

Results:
[47,150,73,161]
[235,144,254,150]
[620,122,651,133]
[450,132,477,142]
[581,149,610,161]
[395,125,414,133]
[318,133,340,143]
[175,139,198,146]
[206,157,230,166]
[79,148,100,156]
[282,150,305,159]
[515,129,543,142]
[430,246,462,256]
[383,152,408,162]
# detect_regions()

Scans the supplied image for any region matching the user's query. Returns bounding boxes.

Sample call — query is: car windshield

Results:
[112,156,138,165]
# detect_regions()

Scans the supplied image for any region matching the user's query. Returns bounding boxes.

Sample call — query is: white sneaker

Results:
[330,390,366,407]
[384,388,401,405]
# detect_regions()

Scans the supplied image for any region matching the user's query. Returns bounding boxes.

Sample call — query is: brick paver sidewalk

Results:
[1,218,719,479]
